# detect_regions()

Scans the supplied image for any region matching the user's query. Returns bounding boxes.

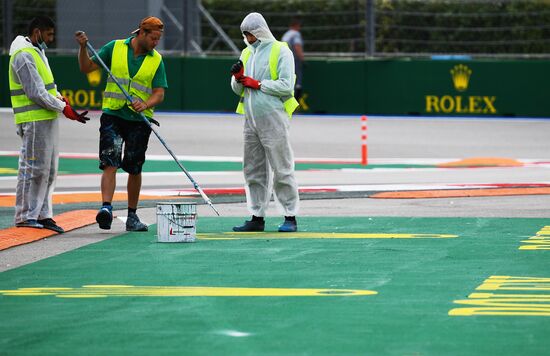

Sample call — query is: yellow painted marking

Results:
[61,295,107,298]
[0,167,18,174]
[0,285,378,298]
[519,225,550,250]
[477,276,550,291]
[198,232,457,240]
[468,293,550,302]
[449,276,550,316]
[449,308,550,316]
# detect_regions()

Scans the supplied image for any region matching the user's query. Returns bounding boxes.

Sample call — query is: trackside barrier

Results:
[2,56,550,117]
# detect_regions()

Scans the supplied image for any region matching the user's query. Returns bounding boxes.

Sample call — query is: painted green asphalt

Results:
[0,156,433,175]
[0,217,549,355]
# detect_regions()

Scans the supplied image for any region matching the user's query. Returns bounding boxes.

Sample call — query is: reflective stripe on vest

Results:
[9,48,57,124]
[235,41,300,118]
[102,40,162,118]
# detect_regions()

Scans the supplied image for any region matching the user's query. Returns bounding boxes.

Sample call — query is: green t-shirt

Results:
[92,36,168,121]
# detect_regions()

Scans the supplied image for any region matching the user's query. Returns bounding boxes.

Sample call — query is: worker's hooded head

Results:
[240,12,275,47]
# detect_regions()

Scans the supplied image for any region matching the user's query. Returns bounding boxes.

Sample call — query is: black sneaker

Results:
[96,206,113,230]
[15,219,43,229]
[233,220,265,232]
[126,212,148,232]
[38,218,65,234]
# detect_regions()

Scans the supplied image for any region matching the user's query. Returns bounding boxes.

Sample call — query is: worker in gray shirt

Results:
[9,16,89,232]
[281,18,304,100]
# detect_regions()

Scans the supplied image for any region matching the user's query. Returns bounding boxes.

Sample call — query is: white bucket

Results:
[156,202,197,243]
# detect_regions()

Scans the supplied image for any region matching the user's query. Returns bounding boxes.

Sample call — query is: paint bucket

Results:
[156,202,197,243]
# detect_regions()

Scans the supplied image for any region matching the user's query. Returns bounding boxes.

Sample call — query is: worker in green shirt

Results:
[75,16,168,232]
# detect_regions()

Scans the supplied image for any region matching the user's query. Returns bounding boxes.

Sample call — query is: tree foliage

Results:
[202,0,550,55]
[1,0,57,49]
[3,0,550,55]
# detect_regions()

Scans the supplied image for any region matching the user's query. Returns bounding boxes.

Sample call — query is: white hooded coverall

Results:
[231,13,300,217]
[9,35,66,224]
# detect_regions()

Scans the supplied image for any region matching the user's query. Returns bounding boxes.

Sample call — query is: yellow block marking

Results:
[519,225,550,250]
[449,276,550,316]
[198,232,457,240]
[0,167,18,174]
[0,285,378,298]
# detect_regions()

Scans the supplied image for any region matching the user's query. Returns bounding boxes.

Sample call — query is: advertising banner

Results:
[1,55,549,118]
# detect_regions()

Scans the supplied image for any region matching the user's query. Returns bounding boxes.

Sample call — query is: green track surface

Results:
[0,156,434,176]
[0,217,549,355]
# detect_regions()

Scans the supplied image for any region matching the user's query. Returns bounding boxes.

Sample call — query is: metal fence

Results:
[2,0,550,58]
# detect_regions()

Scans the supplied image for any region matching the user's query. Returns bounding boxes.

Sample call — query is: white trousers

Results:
[243,111,299,217]
[14,119,59,224]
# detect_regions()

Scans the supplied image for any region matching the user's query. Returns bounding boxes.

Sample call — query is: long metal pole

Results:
[83,38,220,216]
[366,0,375,57]
[3,0,13,53]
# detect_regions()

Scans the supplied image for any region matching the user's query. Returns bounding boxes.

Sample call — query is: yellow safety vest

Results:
[235,41,299,118]
[102,40,162,118]
[9,48,58,124]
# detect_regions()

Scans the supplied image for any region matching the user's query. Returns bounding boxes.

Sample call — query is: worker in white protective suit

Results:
[230,13,300,232]
[9,16,89,232]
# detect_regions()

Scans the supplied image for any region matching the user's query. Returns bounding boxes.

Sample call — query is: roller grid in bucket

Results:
[156,203,197,243]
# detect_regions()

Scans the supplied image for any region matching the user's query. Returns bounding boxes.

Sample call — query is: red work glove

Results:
[230,60,244,80]
[62,99,90,124]
[239,76,261,90]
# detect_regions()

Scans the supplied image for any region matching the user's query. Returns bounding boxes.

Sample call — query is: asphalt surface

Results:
[1,110,550,271]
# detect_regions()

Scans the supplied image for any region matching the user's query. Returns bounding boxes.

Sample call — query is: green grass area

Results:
[0,156,434,176]
[0,217,548,355]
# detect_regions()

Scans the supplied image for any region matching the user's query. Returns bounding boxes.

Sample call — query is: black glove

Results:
[231,60,244,80]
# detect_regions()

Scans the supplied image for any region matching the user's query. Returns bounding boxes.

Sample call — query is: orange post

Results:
[361,115,368,165]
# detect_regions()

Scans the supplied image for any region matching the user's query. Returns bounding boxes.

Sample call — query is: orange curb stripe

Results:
[0,193,188,208]
[0,210,97,251]
[371,187,550,199]
[437,157,523,168]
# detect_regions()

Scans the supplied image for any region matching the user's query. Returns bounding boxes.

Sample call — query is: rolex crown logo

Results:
[86,69,102,87]
[450,64,472,92]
